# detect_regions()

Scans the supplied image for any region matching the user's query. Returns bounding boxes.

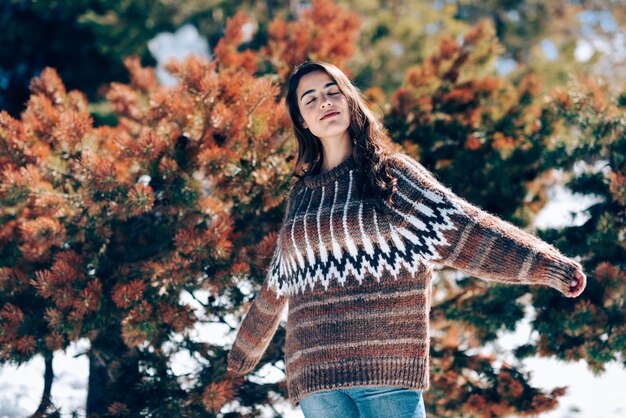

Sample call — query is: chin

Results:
[314,123,350,138]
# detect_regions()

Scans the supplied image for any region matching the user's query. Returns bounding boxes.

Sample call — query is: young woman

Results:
[227,60,587,418]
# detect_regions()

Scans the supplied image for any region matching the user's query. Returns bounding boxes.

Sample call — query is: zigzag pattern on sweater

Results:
[266,158,467,298]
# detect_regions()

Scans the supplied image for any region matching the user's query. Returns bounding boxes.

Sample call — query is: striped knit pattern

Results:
[227,152,584,408]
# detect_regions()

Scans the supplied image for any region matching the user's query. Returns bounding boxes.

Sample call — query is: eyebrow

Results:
[300,82,338,101]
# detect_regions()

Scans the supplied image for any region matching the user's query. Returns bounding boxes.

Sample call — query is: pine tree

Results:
[261,0,362,83]
[530,73,626,372]
[1,1,623,417]
[385,19,624,417]
[0,1,365,414]
[0,28,290,418]
[0,0,290,119]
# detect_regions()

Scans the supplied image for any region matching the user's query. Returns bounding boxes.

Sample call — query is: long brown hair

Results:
[285,60,399,213]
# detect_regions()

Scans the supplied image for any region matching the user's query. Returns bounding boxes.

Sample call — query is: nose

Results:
[320,94,332,107]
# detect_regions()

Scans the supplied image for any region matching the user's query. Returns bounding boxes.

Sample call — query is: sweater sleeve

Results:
[388,153,585,297]
[226,183,297,375]
[226,261,288,375]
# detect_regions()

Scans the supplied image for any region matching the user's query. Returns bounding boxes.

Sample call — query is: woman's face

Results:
[296,70,350,140]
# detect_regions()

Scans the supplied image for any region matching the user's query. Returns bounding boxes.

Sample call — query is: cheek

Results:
[337,96,349,111]
[296,105,309,123]
[301,107,317,124]
[299,111,311,126]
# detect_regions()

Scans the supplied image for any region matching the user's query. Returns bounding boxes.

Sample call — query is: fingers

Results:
[566,270,587,297]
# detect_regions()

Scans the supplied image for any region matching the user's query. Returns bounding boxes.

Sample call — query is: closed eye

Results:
[306,92,339,105]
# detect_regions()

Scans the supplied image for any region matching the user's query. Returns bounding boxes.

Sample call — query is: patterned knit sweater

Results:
[227,152,584,408]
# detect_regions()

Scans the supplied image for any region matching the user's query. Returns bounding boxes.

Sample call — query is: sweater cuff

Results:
[227,347,260,376]
[532,251,583,297]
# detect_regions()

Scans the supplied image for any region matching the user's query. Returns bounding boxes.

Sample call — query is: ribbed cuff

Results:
[227,349,260,376]
[534,251,583,297]
[287,356,430,408]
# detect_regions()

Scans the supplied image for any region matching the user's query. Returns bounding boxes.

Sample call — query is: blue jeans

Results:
[299,385,427,418]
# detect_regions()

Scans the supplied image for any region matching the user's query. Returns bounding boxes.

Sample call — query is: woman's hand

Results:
[566,269,587,298]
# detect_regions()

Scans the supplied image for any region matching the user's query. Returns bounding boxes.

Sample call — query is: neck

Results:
[320,135,354,173]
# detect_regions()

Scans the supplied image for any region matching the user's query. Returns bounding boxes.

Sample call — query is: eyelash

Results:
[307,92,339,105]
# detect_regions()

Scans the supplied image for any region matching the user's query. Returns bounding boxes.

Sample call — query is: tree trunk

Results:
[87,332,140,418]
[265,0,275,19]
[29,351,54,418]
[86,343,111,417]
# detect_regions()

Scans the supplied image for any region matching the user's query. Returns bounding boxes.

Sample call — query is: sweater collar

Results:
[303,155,358,189]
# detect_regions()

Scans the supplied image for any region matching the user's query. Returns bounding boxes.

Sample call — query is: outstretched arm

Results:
[389,153,586,297]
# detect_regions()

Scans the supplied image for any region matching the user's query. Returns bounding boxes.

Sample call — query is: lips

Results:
[320,111,339,120]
